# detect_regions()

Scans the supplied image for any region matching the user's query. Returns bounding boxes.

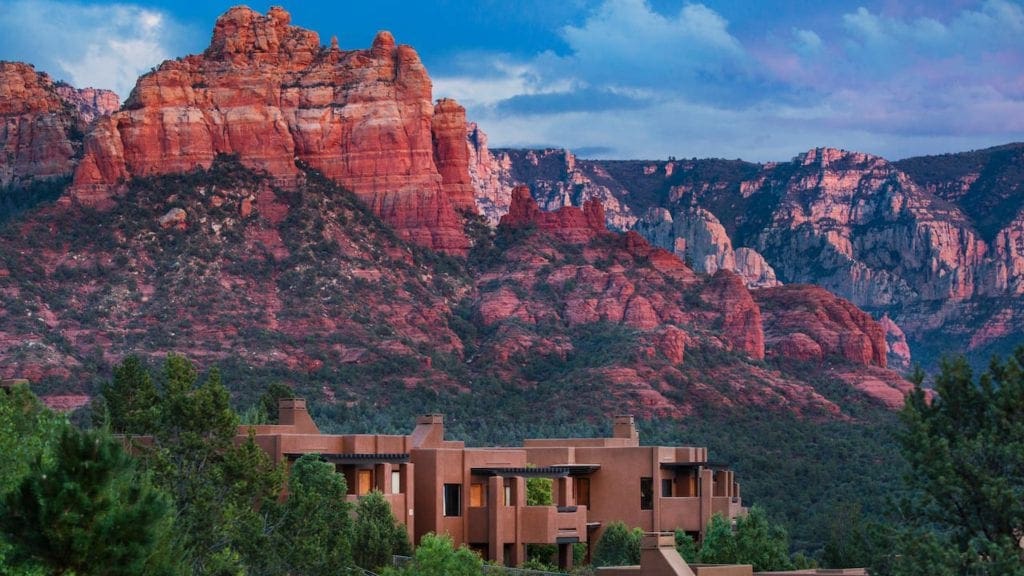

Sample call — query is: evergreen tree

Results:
[353,490,412,571]
[674,529,697,563]
[275,454,355,575]
[258,382,295,424]
[897,349,1024,575]
[592,521,642,567]
[99,355,159,434]
[0,425,180,576]
[733,506,793,571]
[697,514,737,564]
[0,383,62,573]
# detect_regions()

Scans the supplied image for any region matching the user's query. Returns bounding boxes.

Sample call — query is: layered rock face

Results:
[473,193,909,414]
[480,143,1024,368]
[636,206,779,288]
[69,6,471,253]
[53,84,119,125]
[469,142,638,230]
[0,62,82,186]
[500,185,608,243]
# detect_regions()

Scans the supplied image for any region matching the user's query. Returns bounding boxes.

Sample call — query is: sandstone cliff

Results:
[481,143,1024,369]
[53,84,119,125]
[68,6,471,253]
[0,62,82,187]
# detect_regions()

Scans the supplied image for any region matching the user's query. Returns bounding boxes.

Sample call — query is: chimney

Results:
[613,415,639,444]
[278,398,320,434]
[411,414,445,448]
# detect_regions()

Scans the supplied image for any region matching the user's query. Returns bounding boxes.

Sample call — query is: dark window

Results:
[641,477,653,510]
[444,483,462,516]
[662,478,673,497]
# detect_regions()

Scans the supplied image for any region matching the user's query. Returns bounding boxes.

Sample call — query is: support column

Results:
[401,462,415,545]
[558,543,574,571]
[700,468,714,535]
[511,476,526,566]
[487,475,503,564]
[375,462,392,493]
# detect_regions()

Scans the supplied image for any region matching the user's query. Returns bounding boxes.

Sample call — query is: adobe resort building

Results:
[242,398,746,569]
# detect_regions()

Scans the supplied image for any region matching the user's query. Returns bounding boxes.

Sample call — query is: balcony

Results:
[657,497,702,532]
[467,505,587,545]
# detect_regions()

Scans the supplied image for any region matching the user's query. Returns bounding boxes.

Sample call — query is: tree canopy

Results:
[897,349,1024,575]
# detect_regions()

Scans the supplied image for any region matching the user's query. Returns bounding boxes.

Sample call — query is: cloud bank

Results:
[0,0,193,98]
[434,0,1024,161]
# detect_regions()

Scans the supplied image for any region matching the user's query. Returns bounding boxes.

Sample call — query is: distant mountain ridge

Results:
[469,138,1024,369]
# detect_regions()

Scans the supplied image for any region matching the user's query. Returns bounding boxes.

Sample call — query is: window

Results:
[470,483,486,507]
[575,477,591,508]
[391,470,401,495]
[662,478,673,497]
[640,477,653,510]
[357,469,373,495]
[443,483,462,517]
[504,485,512,506]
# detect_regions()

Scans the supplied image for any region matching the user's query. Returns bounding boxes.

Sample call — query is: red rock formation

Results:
[68,6,470,253]
[53,84,119,124]
[0,62,80,186]
[756,285,887,368]
[432,99,476,212]
[500,185,608,243]
[700,270,765,359]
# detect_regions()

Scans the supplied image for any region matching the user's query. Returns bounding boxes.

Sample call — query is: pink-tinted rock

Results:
[54,84,119,124]
[701,270,765,359]
[500,185,609,243]
[756,285,887,367]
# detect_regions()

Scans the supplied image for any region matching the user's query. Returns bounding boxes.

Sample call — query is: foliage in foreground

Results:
[892,349,1024,575]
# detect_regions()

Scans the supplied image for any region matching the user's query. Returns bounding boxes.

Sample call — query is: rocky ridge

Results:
[68,6,472,254]
[477,141,1024,368]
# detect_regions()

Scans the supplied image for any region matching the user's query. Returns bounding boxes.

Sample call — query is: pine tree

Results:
[353,490,412,570]
[734,506,793,571]
[0,425,180,575]
[100,355,159,434]
[258,382,295,424]
[275,454,355,575]
[698,514,737,564]
[897,348,1024,575]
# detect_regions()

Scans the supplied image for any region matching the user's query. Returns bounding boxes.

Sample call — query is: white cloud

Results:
[0,1,193,98]
[791,28,823,55]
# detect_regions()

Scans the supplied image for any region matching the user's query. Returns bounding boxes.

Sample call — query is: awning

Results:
[659,461,730,470]
[285,452,410,464]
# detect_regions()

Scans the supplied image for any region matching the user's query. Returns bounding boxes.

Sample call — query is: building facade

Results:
[242,399,746,569]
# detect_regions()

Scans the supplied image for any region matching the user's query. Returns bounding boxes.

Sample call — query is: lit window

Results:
[391,470,401,495]
[470,483,486,507]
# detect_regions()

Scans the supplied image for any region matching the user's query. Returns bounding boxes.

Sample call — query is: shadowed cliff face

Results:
[66,6,473,254]
[474,134,1024,368]
[0,62,87,187]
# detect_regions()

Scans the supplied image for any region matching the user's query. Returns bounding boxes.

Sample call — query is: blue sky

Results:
[1,0,1022,161]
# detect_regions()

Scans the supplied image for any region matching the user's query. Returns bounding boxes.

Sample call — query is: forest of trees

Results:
[3,348,1024,574]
